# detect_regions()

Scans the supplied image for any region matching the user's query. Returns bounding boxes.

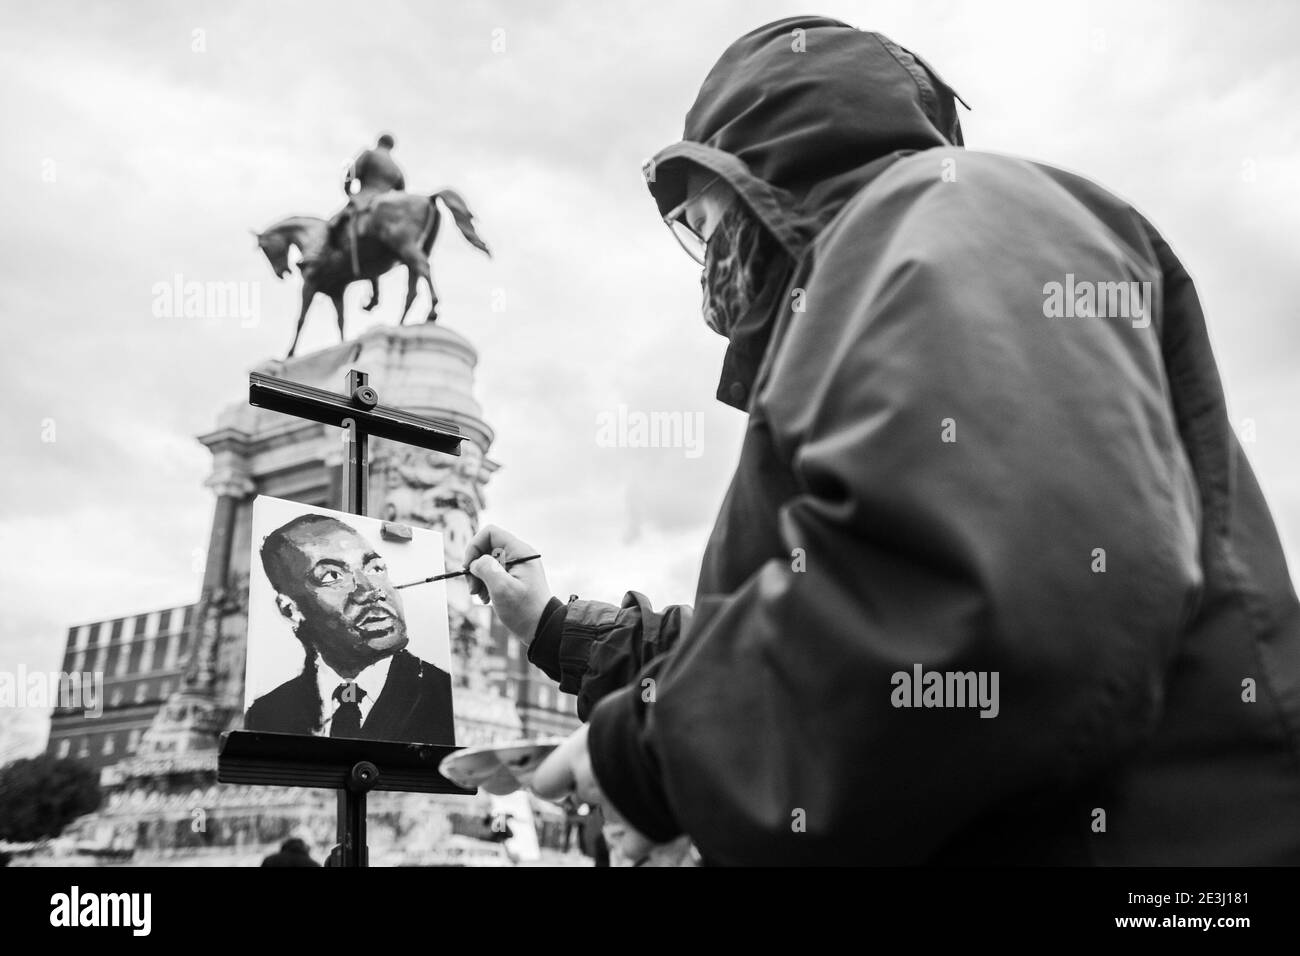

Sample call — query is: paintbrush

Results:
[394,554,542,590]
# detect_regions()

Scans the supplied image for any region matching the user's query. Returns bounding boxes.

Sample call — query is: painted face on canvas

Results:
[277,522,409,674]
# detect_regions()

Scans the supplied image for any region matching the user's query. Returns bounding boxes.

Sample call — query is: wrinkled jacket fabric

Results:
[535,17,1300,864]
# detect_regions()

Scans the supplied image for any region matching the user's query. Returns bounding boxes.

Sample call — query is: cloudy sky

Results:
[2,0,1297,760]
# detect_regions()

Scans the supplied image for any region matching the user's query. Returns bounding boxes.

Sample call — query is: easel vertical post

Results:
[338,368,371,868]
[340,369,370,516]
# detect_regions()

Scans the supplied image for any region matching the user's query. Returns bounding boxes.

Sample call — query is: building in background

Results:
[494,611,581,739]
[47,605,194,770]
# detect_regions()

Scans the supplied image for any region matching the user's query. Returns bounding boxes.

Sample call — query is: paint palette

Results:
[438,738,566,795]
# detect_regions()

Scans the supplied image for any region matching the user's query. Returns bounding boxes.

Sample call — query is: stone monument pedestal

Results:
[63,324,543,863]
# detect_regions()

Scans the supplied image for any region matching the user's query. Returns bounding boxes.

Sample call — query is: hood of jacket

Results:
[645,16,966,409]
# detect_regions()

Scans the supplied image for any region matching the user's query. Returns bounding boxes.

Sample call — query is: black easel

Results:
[218,368,474,867]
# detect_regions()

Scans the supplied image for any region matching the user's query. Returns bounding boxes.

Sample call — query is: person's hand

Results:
[463,525,552,643]
[532,724,654,864]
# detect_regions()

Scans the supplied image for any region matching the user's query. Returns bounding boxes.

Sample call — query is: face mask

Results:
[701,269,725,335]
[701,225,749,337]
[701,200,795,343]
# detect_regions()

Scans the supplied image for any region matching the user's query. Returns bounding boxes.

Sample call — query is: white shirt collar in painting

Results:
[314,654,393,735]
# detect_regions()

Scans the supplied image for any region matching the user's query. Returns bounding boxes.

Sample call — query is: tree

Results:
[0,754,101,842]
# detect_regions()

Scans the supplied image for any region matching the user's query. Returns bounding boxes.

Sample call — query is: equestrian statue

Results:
[254,133,491,358]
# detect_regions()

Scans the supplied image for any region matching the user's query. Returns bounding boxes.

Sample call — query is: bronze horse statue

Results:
[254,190,490,358]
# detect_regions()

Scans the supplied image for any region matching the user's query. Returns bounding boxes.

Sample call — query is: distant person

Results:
[261,838,320,868]
[561,798,584,852]
[244,513,454,744]
[483,811,517,865]
[581,803,609,869]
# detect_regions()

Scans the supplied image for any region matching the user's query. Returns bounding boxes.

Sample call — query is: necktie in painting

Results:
[331,682,366,738]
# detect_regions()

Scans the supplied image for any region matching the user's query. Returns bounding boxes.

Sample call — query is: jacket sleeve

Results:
[585,182,1205,863]
[528,593,693,722]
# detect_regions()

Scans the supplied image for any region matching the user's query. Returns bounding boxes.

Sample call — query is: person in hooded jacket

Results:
[465,16,1300,865]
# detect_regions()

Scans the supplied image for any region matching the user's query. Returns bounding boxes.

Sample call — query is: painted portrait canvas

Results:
[242,495,455,745]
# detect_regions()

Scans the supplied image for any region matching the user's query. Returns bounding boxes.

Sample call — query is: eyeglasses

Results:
[662,175,724,265]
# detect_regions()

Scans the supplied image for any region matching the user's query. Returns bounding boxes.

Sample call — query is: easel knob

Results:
[348,760,380,793]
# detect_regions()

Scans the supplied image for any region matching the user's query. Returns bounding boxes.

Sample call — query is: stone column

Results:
[182,454,254,695]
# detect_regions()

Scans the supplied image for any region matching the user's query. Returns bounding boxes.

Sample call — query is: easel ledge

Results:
[218,730,473,795]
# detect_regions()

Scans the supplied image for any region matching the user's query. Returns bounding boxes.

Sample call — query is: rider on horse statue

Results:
[327,132,405,272]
